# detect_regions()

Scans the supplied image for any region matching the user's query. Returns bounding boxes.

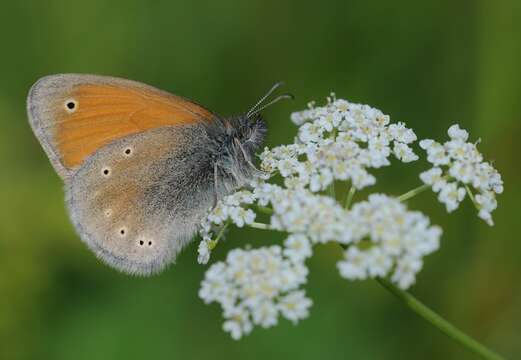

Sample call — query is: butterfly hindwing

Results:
[66,125,216,275]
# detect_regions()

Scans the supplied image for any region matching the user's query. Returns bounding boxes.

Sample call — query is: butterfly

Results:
[27,74,291,276]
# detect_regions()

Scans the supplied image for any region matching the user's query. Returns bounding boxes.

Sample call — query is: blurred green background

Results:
[1,1,520,359]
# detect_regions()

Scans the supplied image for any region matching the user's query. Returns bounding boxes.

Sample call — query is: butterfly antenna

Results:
[247,93,294,117]
[247,82,286,117]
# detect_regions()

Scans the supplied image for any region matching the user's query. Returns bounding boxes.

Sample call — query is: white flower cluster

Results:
[254,183,352,245]
[198,191,257,264]
[201,185,441,291]
[260,98,418,191]
[419,124,503,225]
[199,246,311,340]
[196,95,503,340]
[337,194,441,289]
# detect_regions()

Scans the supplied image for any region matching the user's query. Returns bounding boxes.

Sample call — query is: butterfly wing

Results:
[27,74,216,180]
[66,125,216,275]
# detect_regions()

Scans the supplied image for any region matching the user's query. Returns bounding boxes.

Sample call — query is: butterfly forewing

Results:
[27,74,216,179]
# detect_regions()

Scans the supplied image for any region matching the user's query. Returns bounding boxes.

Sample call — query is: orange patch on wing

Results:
[55,83,213,168]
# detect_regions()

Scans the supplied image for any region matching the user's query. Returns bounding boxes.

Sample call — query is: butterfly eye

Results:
[64,99,78,113]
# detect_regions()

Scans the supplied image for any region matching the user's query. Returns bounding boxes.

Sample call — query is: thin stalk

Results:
[344,186,356,209]
[254,205,274,215]
[376,278,504,360]
[328,181,336,199]
[249,222,272,230]
[397,183,431,202]
[209,220,230,250]
[465,185,480,211]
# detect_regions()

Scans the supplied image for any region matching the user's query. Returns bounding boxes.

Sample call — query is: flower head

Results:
[262,99,418,191]
[199,246,312,339]
[337,194,441,289]
[419,124,503,225]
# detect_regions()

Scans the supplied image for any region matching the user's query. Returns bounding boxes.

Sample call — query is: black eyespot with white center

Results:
[64,99,78,113]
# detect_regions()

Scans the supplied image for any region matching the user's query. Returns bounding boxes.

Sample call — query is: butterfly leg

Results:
[233,138,268,178]
[213,162,219,208]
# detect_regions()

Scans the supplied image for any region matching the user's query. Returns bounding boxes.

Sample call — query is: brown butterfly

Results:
[27,74,291,275]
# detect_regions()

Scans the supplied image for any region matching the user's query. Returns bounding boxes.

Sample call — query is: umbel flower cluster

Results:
[197,95,503,339]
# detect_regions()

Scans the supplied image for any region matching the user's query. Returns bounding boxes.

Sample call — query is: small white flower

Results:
[419,139,434,149]
[438,182,466,212]
[228,207,255,227]
[393,142,419,163]
[389,122,417,144]
[223,306,253,340]
[283,234,313,263]
[225,190,255,206]
[208,203,228,224]
[447,124,469,141]
[337,247,368,280]
[299,122,324,143]
[277,158,301,177]
[475,191,497,226]
[278,291,313,324]
[197,239,211,264]
[309,168,333,192]
[419,167,446,192]
[252,301,279,328]
[391,256,423,289]
[423,141,450,166]
[366,247,394,277]
[449,161,474,184]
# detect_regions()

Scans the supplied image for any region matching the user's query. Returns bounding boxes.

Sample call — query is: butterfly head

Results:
[212,83,293,188]
[232,81,293,151]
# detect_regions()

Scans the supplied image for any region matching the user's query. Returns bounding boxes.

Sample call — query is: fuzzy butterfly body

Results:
[27,74,270,275]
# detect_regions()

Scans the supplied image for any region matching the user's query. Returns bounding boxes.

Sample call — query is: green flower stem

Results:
[376,277,504,360]
[328,181,336,199]
[254,205,274,215]
[397,183,431,202]
[465,185,480,211]
[209,220,230,250]
[249,222,272,230]
[344,186,356,209]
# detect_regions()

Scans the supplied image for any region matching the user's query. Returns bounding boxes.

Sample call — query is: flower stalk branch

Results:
[344,186,356,209]
[376,277,504,360]
[397,183,431,202]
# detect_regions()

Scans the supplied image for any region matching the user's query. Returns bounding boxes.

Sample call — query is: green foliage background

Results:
[1,1,520,359]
